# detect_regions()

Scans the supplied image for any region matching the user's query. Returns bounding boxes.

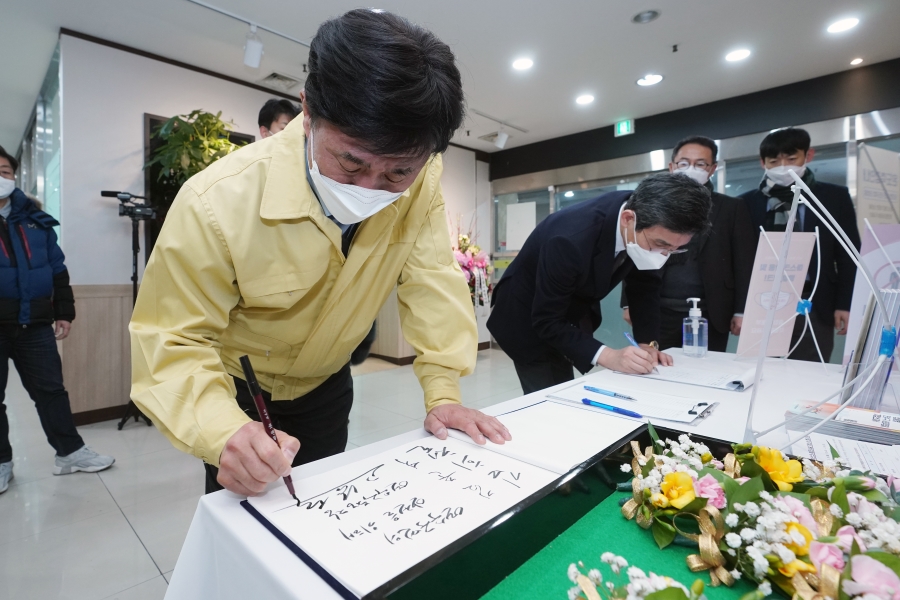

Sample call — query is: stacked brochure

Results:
[785,403,900,446]
[245,401,642,599]
[790,432,900,477]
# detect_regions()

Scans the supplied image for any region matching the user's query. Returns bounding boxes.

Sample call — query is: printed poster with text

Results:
[736,232,816,358]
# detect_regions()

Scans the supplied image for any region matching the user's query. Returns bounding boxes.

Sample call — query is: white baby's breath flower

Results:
[727,548,736,556]
[620,463,633,473]
[588,569,602,585]
[758,490,773,502]
[734,502,744,513]
[758,581,772,596]
[567,563,579,584]
[726,513,739,527]
[725,533,742,548]
[743,502,761,518]
[741,528,757,542]
[846,513,862,527]
[606,581,615,592]
[731,569,741,580]
[626,566,646,581]
[773,543,796,565]
[567,585,581,600]
[830,504,844,518]
[600,552,615,564]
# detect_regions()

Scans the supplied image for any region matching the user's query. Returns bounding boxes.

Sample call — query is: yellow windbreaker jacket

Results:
[129,117,477,466]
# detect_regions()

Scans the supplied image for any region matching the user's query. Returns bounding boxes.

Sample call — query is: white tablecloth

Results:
[165,351,845,599]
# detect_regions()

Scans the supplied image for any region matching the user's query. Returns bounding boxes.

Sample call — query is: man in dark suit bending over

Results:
[488,173,712,395]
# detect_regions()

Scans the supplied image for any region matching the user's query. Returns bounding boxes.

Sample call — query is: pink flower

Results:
[693,474,726,509]
[848,493,884,521]
[808,541,845,572]
[842,555,900,600]
[835,525,867,553]
[735,476,750,484]
[781,495,818,534]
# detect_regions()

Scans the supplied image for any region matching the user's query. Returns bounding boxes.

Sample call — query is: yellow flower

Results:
[650,493,670,508]
[756,447,804,491]
[778,559,816,578]
[660,472,696,509]
[784,522,813,557]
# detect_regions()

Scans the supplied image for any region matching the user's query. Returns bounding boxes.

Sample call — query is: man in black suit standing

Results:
[623,136,756,352]
[488,173,712,395]
[740,128,859,362]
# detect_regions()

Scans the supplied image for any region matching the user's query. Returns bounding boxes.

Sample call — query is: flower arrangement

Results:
[565,552,763,600]
[450,215,492,307]
[614,426,900,599]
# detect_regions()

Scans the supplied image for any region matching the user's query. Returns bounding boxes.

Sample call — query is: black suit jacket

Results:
[487,191,661,374]
[622,191,756,334]
[740,181,860,322]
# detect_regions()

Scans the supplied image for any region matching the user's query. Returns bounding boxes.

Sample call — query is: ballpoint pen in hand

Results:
[623,331,660,374]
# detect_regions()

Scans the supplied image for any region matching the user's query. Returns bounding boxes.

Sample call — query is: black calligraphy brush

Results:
[239,355,300,506]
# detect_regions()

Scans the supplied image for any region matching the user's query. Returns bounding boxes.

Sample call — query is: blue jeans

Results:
[0,324,85,463]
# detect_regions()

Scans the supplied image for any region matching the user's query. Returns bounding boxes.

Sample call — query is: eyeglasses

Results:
[675,160,712,170]
[641,230,689,255]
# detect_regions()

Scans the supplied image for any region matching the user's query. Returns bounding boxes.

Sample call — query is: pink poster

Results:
[843,224,900,364]
[736,232,817,358]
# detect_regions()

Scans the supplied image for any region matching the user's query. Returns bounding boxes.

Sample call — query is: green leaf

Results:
[860,489,889,503]
[850,538,862,557]
[652,518,677,549]
[831,481,850,515]
[645,587,690,600]
[828,442,841,459]
[678,496,709,514]
[729,476,765,507]
[647,422,660,445]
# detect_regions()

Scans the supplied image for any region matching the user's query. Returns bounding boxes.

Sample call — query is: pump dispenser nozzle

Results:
[687,297,702,318]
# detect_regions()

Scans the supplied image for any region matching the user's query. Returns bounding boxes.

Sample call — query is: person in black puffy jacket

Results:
[0,146,114,495]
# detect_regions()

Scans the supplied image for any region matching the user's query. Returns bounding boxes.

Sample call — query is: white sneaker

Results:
[0,461,11,493]
[53,446,115,475]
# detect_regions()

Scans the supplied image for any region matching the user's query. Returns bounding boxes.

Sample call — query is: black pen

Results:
[239,355,299,505]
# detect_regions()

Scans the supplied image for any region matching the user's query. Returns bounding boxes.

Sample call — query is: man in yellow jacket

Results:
[130,9,510,496]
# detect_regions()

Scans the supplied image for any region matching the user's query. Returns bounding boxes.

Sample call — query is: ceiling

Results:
[5,0,900,154]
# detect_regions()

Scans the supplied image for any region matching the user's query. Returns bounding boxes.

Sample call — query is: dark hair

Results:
[0,145,18,174]
[672,135,718,163]
[759,127,811,159]
[304,9,464,157]
[626,173,711,235]
[258,99,300,128]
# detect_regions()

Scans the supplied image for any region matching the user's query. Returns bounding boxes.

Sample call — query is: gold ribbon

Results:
[576,574,602,600]
[621,477,642,520]
[629,440,654,476]
[723,453,741,479]
[809,498,834,538]
[680,505,734,587]
[789,564,839,600]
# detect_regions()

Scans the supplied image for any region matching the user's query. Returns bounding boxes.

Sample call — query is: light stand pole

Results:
[101,191,154,430]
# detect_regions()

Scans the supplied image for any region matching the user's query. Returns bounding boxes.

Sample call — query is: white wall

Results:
[440,145,491,251]
[60,35,278,285]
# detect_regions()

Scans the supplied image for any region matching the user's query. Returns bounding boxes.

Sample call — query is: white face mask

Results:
[625,219,669,270]
[677,166,710,185]
[765,164,806,187]
[307,129,406,225]
[0,177,15,200]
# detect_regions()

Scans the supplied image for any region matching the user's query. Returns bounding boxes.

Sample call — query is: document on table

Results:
[790,432,900,476]
[246,436,559,598]
[622,364,757,391]
[545,382,715,424]
[446,400,644,472]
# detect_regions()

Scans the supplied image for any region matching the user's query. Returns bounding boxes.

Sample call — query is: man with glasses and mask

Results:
[488,173,711,395]
[130,9,511,497]
[623,136,755,352]
[740,127,859,362]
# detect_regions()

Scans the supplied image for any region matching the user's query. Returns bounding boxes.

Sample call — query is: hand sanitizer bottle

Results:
[682,297,708,357]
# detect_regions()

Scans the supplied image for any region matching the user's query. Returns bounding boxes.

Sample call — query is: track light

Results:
[244,24,264,68]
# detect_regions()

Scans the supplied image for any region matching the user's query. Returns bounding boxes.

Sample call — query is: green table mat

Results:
[481,492,758,600]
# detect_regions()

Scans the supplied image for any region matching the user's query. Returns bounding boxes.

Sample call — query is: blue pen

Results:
[623,332,660,374]
[584,385,635,401]
[582,398,643,419]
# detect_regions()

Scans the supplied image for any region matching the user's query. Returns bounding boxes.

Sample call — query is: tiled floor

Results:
[0,348,522,600]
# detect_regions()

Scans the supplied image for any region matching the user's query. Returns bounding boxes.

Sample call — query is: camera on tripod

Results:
[102,191,156,220]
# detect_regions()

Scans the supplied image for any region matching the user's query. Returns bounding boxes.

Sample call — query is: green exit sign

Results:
[615,119,634,137]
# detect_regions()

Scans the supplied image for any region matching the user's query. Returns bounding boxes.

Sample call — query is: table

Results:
[165,352,845,599]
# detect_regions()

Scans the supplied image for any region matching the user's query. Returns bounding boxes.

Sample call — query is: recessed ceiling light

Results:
[512,58,533,71]
[827,18,859,33]
[637,74,663,86]
[725,49,751,62]
[850,57,864,66]
[632,10,660,24]
[576,94,594,105]
[564,191,574,198]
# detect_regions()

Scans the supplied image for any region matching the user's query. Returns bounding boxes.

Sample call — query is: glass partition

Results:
[493,188,551,254]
